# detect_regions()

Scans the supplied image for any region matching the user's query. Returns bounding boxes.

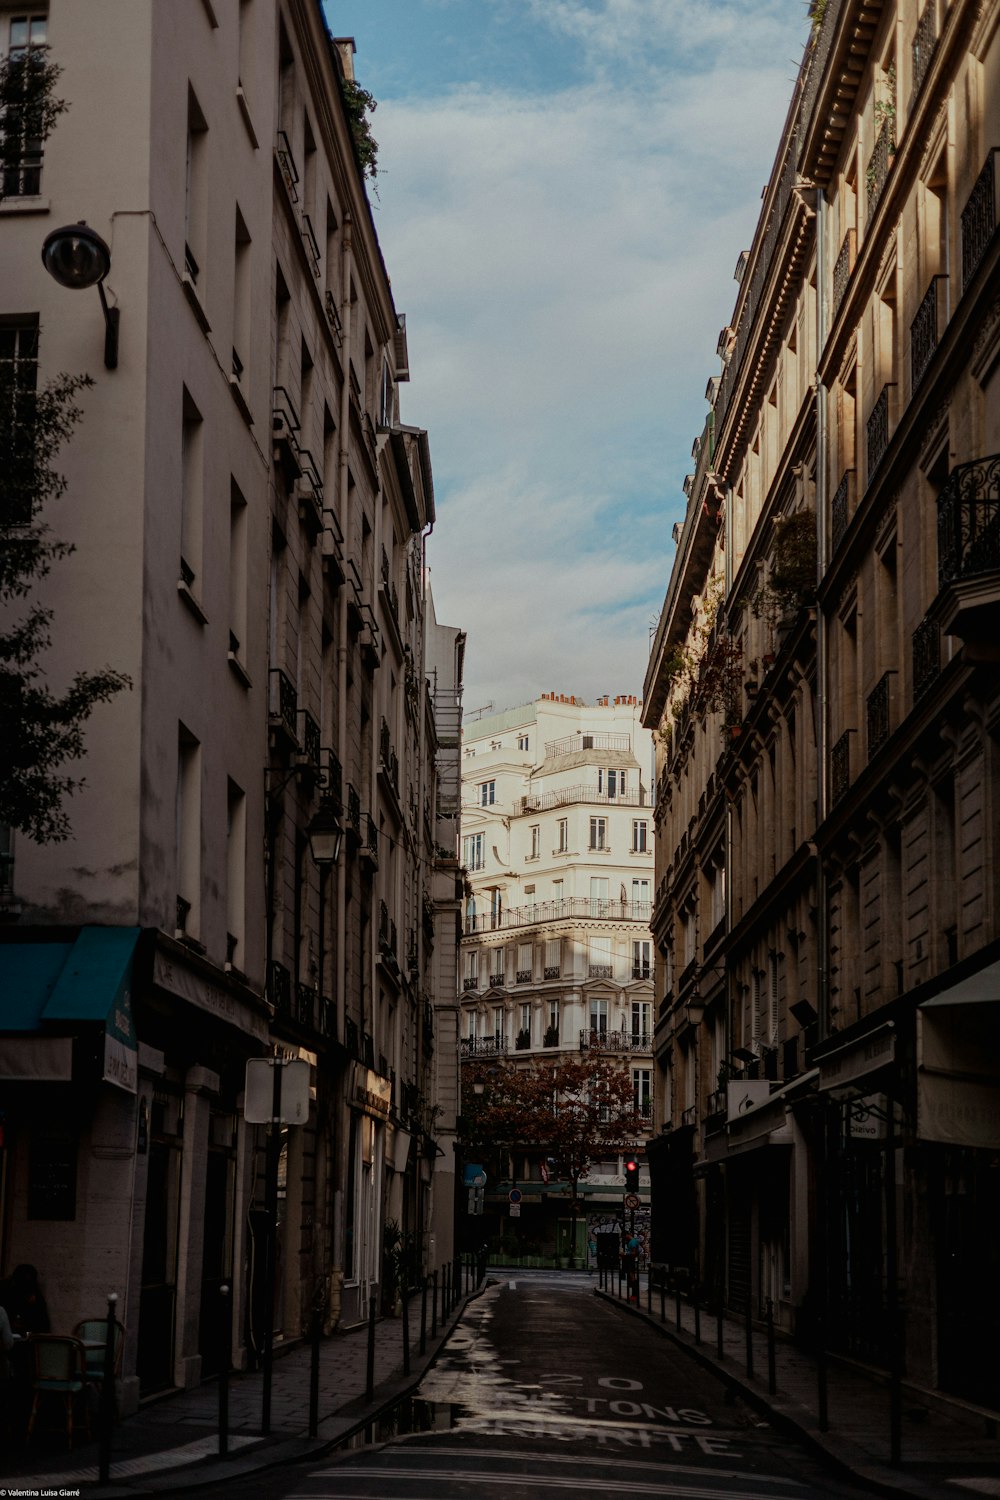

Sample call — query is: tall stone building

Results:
[644,0,1000,1410]
[458,694,655,1262]
[0,0,462,1404]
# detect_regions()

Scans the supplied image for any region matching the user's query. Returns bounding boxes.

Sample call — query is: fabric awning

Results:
[0,927,140,1093]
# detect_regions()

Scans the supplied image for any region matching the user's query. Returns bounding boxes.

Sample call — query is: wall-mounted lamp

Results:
[41,222,119,369]
[306,802,344,868]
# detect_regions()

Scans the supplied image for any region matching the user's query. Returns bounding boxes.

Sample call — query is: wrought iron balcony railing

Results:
[866,672,893,760]
[937,453,1000,587]
[461,1035,508,1059]
[516,969,532,984]
[543,730,631,757]
[831,729,853,804]
[866,116,894,221]
[910,3,937,105]
[587,965,613,979]
[299,709,321,767]
[543,966,560,980]
[463,977,479,992]
[580,1028,651,1053]
[268,960,291,1014]
[347,782,361,837]
[268,667,298,744]
[832,229,855,318]
[866,384,894,483]
[912,613,941,702]
[961,149,998,290]
[911,276,947,388]
[464,897,652,934]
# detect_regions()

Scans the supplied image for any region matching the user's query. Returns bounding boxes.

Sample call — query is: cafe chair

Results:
[72,1316,125,1385]
[26,1335,91,1449]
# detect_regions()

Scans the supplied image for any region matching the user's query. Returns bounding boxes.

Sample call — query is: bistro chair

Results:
[72,1316,125,1386]
[26,1334,91,1450]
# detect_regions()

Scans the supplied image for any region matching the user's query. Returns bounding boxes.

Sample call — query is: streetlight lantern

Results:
[306,802,344,868]
[41,221,119,368]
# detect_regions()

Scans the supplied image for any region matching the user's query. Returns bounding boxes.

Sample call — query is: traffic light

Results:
[625,1158,639,1192]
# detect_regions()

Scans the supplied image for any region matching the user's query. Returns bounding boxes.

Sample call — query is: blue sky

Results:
[323,0,811,712]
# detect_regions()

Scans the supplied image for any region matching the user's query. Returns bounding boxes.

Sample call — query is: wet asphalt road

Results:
[210,1274,857,1499]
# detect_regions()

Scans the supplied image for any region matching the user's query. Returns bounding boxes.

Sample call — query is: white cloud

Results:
[369,3,808,707]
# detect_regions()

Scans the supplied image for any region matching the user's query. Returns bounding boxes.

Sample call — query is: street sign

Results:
[509,1203,521,1217]
[508,1188,522,1203]
[624,1193,640,1209]
[244,1057,311,1124]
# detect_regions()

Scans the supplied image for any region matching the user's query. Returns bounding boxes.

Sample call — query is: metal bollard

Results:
[420,1276,428,1356]
[98,1291,118,1483]
[675,1285,681,1332]
[219,1284,231,1456]
[308,1288,323,1438]
[694,1289,701,1345]
[431,1270,438,1337]
[660,1281,666,1324]
[366,1293,377,1401]
[401,1281,411,1377]
[444,1262,450,1314]
[745,1295,754,1379]
[717,1292,725,1360]
[766,1299,776,1395]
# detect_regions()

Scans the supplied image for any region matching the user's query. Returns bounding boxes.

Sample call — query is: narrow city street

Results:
[207,1276,855,1499]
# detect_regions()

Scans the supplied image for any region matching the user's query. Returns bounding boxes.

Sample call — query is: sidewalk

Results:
[597,1274,1000,1500]
[0,1278,477,1496]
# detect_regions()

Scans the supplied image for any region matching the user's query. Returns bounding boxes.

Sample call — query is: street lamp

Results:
[306,802,344,868]
[41,221,119,369]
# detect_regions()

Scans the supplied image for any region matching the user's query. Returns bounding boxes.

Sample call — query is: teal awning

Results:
[0,942,75,1031]
[0,928,140,1092]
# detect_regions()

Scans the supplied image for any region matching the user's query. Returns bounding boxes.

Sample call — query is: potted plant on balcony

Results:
[515,1027,531,1050]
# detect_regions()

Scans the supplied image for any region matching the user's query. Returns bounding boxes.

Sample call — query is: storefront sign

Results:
[818,1024,895,1090]
[848,1093,887,1140]
[352,1063,391,1120]
[154,950,269,1042]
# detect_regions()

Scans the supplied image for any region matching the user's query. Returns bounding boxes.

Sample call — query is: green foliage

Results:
[340,77,379,180]
[751,508,817,625]
[0,367,130,843]
[0,50,66,185]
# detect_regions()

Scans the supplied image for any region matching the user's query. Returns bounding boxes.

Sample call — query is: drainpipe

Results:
[814,188,831,1044]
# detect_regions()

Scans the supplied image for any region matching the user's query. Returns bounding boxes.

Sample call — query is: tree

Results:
[339,77,378,180]
[463,1052,643,1261]
[0,356,130,844]
[0,44,66,199]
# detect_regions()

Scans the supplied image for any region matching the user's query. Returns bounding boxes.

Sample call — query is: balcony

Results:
[831,729,853,804]
[866,672,893,760]
[268,668,298,750]
[521,782,648,813]
[632,963,652,980]
[274,128,299,202]
[324,289,343,346]
[272,387,302,485]
[346,783,362,842]
[360,812,379,869]
[295,982,316,1030]
[489,972,505,989]
[832,229,855,319]
[961,149,998,290]
[298,709,321,769]
[866,384,895,483]
[911,276,947,388]
[866,116,894,222]
[461,1035,508,1059]
[587,965,613,979]
[543,966,560,980]
[516,969,532,984]
[579,1029,651,1053]
[936,453,1000,638]
[463,977,479,992]
[912,613,941,702]
[268,960,291,1015]
[320,747,343,805]
[910,3,937,105]
[464,897,651,934]
[543,730,631,757]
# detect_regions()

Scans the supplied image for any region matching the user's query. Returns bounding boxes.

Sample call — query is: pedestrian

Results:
[623,1233,640,1302]
[1,1264,50,1336]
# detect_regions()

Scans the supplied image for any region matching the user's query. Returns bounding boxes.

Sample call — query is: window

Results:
[489,888,502,928]
[517,735,529,751]
[519,1002,531,1035]
[233,207,252,380]
[590,876,609,916]
[517,942,532,982]
[589,939,613,980]
[225,780,246,969]
[185,87,209,286]
[598,768,625,798]
[479,780,495,806]
[493,1005,505,1041]
[632,941,651,981]
[0,320,38,526]
[557,818,568,852]
[544,938,560,976]
[589,816,607,850]
[228,479,247,662]
[633,1068,652,1120]
[530,824,540,859]
[467,1008,478,1039]
[632,819,647,853]
[2,13,49,197]
[632,878,650,907]
[176,725,202,940]
[464,950,479,988]
[463,832,484,870]
[589,995,609,1032]
[631,1000,651,1039]
[180,387,204,588]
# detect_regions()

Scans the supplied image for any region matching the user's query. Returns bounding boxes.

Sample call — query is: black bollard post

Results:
[717,1289,725,1361]
[456,1256,461,1306]
[218,1284,231,1457]
[431,1270,438,1337]
[745,1294,754,1379]
[402,1280,411,1377]
[97,1291,118,1483]
[420,1276,428,1355]
[675,1285,681,1332]
[308,1283,323,1439]
[694,1289,701,1345]
[660,1280,666,1323]
[366,1293,377,1401]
